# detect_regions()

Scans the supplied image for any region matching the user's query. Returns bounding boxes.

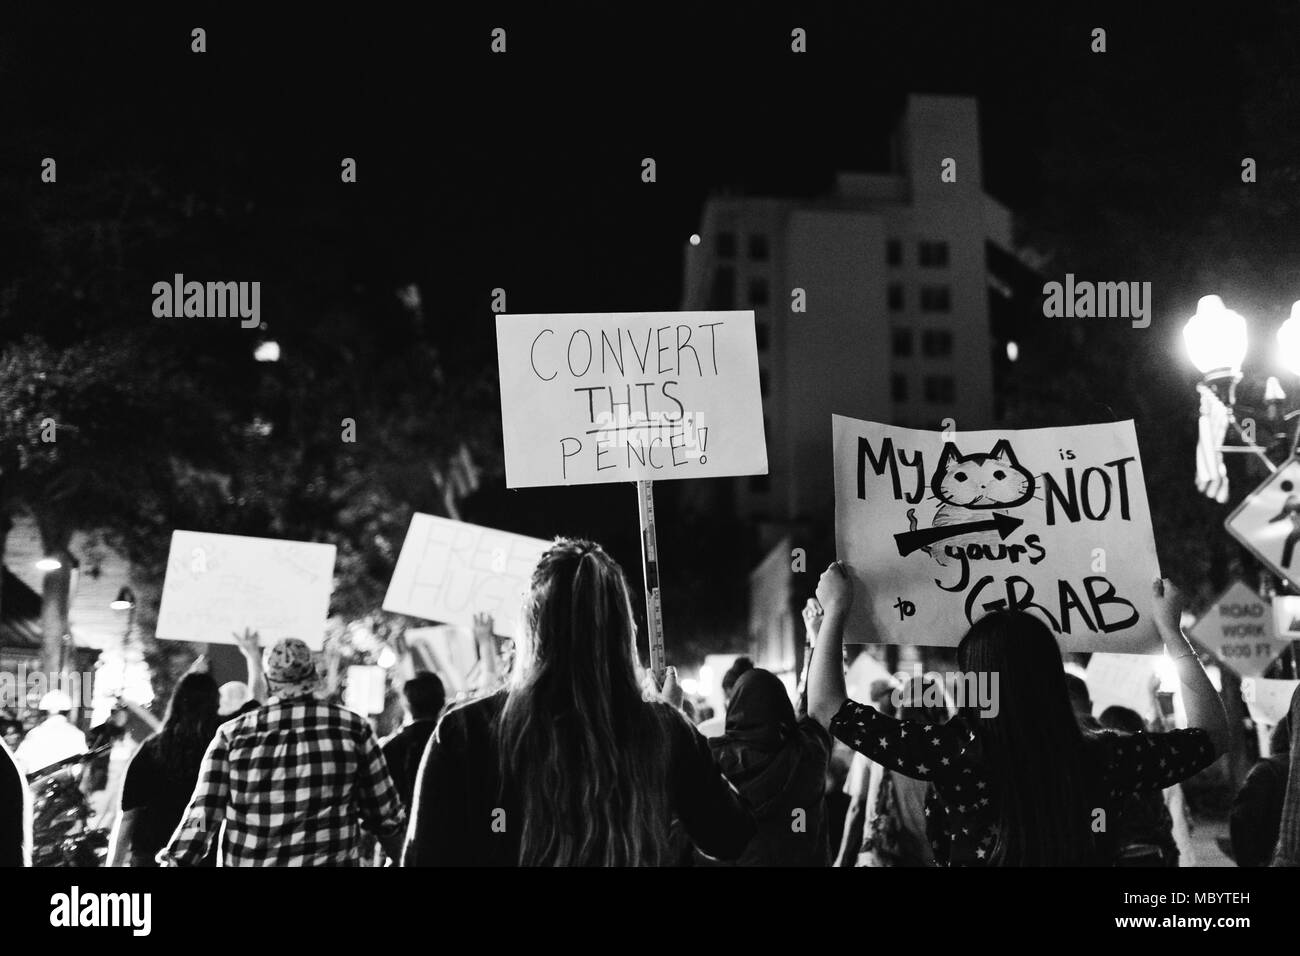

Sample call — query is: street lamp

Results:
[1276,301,1300,377]
[109,587,135,611]
[1183,294,1248,405]
[110,587,136,696]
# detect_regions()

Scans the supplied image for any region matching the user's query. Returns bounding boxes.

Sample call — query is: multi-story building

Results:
[681,94,1015,546]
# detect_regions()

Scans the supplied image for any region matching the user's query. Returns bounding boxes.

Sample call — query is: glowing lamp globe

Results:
[1183,295,1247,378]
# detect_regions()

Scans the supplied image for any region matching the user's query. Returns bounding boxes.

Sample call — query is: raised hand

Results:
[802,597,825,643]
[815,561,854,619]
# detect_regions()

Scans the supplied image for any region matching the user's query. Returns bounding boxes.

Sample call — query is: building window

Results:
[748,234,769,261]
[919,241,950,267]
[755,321,769,351]
[891,328,913,358]
[922,329,953,357]
[709,266,735,310]
[716,232,736,258]
[888,283,904,312]
[892,374,908,402]
[924,375,955,404]
[920,285,951,312]
[886,239,902,266]
[748,278,769,307]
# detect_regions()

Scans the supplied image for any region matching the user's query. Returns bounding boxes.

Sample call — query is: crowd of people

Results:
[2,537,1299,867]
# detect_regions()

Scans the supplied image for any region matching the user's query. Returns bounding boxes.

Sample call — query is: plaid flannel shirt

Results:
[158,696,406,867]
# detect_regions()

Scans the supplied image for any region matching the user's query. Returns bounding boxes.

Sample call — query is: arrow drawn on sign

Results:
[893,512,1025,557]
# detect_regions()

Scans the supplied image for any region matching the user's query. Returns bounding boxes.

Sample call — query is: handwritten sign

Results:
[833,416,1161,652]
[1187,581,1286,676]
[495,311,768,487]
[156,531,337,649]
[383,514,549,639]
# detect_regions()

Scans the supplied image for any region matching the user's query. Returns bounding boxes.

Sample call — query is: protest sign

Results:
[1187,581,1286,676]
[1242,677,1300,726]
[405,625,482,695]
[383,514,549,640]
[155,531,337,649]
[494,311,768,488]
[343,665,387,716]
[1085,653,1158,717]
[834,416,1161,653]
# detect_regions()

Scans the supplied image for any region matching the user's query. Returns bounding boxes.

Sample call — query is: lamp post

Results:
[1184,295,1300,681]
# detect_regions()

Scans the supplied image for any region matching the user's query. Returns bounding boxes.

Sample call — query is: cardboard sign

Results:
[383,514,549,639]
[1226,460,1300,590]
[495,311,768,487]
[1242,677,1300,726]
[155,531,337,649]
[833,417,1161,652]
[1188,581,1286,676]
[1085,653,1158,718]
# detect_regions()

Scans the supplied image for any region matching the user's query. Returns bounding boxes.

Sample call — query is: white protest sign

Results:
[834,416,1161,652]
[1187,581,1286,677]
[1085,653,1158,718]
[1241,677,1299,726]
[383,514,549,640]
[156,531,337,649]
[1273,595,1300,641]
[404,625,476,694]
[343,665,387,716]
[495,311,768,487]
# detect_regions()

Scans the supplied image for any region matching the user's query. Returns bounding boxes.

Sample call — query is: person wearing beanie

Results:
[159,637,406,866]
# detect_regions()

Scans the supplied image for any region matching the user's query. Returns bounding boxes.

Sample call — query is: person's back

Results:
[16,693,86,774]
[404,538,754,867]
[1231,715,1290,867]
[160,638,405,867]
[1,737,30,867]
[700,668,829,867]
[381,672,446,808]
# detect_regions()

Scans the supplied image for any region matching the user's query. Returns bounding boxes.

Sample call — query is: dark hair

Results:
[1271,713,1292,758]
[896,674,951,726]
[1099,705,1146,735]
[152,673,221,785]
[1063,673,1093,715]
[722,657,754,696]
[497,538,673,866]
[403,673,446,721]
[957,611,1095,866]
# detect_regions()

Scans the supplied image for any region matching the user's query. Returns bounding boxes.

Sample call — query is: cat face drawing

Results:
[930,439,1035,510]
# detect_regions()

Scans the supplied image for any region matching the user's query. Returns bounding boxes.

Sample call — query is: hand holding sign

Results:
[816,561,854,620]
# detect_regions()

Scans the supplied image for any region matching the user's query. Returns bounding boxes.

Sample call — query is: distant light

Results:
[35,558,62,572]
[1278,301,1300,376]
[1265,375,1287,403]
[1006,340,1020,362]
[110,586,135,611]
[698,664,716,697]
[254,340,281,363]
[680,677,699,696]
[376,645,398,669]
[1156,650,1180,693]
[689,234,701,246]
[1184,294,1247,377]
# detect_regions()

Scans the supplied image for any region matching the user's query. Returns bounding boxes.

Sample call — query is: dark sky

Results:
[2,5,1288,640]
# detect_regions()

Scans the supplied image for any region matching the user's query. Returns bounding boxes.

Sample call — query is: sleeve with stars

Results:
[828,698,969,782]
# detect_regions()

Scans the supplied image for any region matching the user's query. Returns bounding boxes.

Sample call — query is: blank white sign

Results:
[155,531,337,649]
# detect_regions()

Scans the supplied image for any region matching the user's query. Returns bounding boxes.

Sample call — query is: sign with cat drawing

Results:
[833,416,1161,653]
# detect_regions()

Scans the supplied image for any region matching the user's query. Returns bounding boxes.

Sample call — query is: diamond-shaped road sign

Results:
[1186,580,1287,676]
[1225,459,1300,589]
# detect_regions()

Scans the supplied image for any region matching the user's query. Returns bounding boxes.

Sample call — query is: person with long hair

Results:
[403,538,755,866]
[108,673,221,867]
[808,562,1228,866]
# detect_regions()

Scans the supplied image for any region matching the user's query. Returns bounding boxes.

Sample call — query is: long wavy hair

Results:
[957,611,1096,866]
[496,538,673,866]
[151,673,221,787]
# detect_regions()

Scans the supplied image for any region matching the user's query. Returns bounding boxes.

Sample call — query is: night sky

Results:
[3,4,1294,649]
